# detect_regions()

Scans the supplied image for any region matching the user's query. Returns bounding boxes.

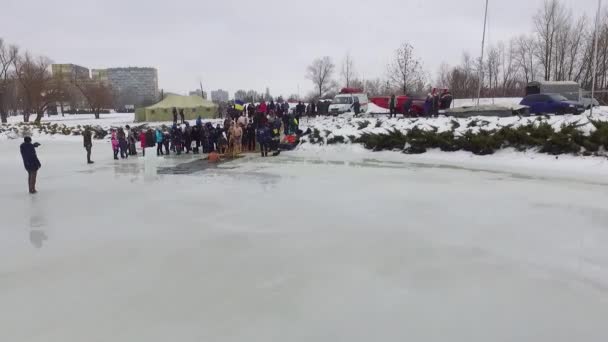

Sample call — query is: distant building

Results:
[189,89,208,99]
[92,67,159,107]
[51,64,90,81]
[211,89,229,103]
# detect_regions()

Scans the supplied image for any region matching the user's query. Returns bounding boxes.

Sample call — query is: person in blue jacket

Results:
[256,124,271,157]
[20,137,42,194]
[155,128,164,156]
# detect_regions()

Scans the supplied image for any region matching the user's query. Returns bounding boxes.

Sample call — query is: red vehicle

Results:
[370,96,426,115]
[370,88,451,115]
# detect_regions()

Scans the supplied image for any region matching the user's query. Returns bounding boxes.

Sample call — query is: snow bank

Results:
[300,107,608,141]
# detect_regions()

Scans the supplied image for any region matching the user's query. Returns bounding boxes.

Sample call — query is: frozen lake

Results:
[1,140,608,341]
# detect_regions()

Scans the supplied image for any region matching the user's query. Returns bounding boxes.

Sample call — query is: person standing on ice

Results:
[172,107,178,124]
[184,122,193,154]
[256,124,270,157]
[83,127,94,164]
[20,136,42,194]
[139,129,147,156]
[163,129,171,155]
[125,125,135,155]
[155,128,164,156]
[117,128,128,159]
[111,130,119,160]
[389,94,397,118]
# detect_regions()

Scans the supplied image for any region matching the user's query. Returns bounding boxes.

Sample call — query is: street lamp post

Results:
[590,0,602,117]
[477,0,490,106]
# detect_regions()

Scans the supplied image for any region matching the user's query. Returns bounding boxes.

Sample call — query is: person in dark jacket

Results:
[172,125,183,155]
[389,94,397,118]
[310,101,316,116]
[202,123,213,153]
[163,129,171,155]
[256,124,271,157]
[268,100,276,114]
[20,137,41,194]
[245,122,256,151]
[432,93,440,117]
[403,98,413,117]
[296,101,305,118]
[440,91,453,110]
[352,97,361,116]
[179,108,185,124]
[172,107,178,124]
[191,125,201,154]
[83,127,94,164]
[184,123,192,154]
[247,103,255,118]
[424,94,433,117]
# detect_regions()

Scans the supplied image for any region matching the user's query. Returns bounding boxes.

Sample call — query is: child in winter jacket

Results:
[139,130,147,156]
[111,130,119,160]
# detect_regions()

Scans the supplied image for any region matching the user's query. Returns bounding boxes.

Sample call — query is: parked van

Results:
[328,88,369,115]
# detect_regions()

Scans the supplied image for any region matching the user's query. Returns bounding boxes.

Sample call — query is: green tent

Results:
[135,95,218,122]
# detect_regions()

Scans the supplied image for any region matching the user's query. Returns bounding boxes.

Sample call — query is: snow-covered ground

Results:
[1,136,608,341]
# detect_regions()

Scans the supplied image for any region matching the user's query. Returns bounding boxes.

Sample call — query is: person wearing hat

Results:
[20,136,42,194]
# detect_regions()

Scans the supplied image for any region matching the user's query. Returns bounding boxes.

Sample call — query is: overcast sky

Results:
[2,0,601,98]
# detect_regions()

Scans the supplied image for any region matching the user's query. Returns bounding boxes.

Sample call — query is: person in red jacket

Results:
[259,101,267,114]
[139,130,147,156]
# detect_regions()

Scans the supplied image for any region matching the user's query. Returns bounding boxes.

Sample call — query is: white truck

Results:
[328,89,369,115]
[526,81,599,109]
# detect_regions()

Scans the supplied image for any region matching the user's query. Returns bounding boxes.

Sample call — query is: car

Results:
[519,93,585,115]
[579,95,600,109]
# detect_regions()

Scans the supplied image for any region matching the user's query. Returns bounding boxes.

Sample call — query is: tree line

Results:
[438,0,608,101]
[0,38,113,123]
[304,0,608,103]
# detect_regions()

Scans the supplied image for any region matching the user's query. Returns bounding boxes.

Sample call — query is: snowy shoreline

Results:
[3,108,608,183]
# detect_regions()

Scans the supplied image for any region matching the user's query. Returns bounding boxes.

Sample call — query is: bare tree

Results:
[306,56,335,98]
[75,80,113,119]
[234,89,247,101]
[13,53,59,123]
[515,35,538,83]
[499,40,521,96]
[436,62,451,88]
[534,0,566,81]
[387,42,424,94]
[364,78,384,97]
[0,39,18,123]
[341,53,356,88]
[349,78,365,90]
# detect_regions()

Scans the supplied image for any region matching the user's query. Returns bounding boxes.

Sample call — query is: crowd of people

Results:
[106,103,305,162]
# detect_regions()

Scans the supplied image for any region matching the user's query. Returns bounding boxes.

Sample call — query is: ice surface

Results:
[1,137,608,341]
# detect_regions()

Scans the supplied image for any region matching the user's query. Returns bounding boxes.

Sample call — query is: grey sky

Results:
[2,0,600,98]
